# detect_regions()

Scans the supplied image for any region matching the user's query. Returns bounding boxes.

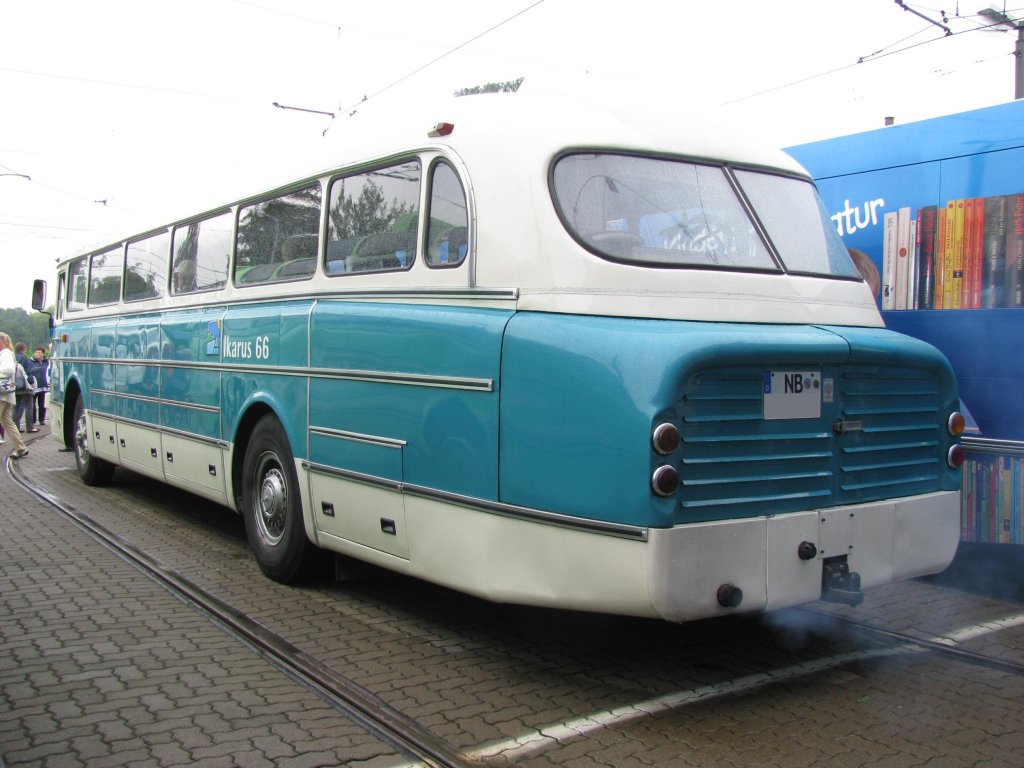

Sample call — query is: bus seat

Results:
[326,235,366,274]
[275,257,315,279]
[427,226,467,265]
[237,262,280,285]
[349,231,417,271]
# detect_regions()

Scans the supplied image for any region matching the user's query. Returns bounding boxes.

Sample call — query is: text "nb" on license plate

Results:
[763,371,821,420]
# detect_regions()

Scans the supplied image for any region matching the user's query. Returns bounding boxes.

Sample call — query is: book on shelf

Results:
[1006,192,1024,308]
[894,206,912,309]
[942,200,957,309]
[881,211,898,310]
[951,198,965,310]
[961,198,975,308]
[964,197,985,308]
[982,195,1007,308]
[935,205,947,309]
[913,218,921,309]
[916,205,937,309]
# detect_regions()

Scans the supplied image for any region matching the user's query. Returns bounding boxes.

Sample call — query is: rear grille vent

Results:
[838,368,941,498]
[676,366,942,522]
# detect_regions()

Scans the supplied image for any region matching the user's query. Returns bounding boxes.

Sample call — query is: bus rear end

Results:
[473,133,963,621]
[499,314,962,621]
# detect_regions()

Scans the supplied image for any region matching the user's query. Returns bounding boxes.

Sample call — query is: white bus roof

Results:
[59,87,880,328]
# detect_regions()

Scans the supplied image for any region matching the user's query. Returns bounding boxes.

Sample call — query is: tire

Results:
[72,398,114,486]
[241,415,316,583]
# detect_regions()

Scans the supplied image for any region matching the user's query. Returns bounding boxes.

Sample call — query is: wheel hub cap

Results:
[256,467,287,545]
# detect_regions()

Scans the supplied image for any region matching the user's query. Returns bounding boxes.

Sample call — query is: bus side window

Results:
[89,246,124,307]
[426,161,468,267]
[67,257,87,312]
[125,230,169,302]
[172,210,233,295]
[235,185,321,286]
[56,272,65,320]
[326,159,421,275]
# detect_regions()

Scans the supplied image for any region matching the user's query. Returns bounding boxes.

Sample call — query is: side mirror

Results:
[31,279,54,331]
[31,279,47,311]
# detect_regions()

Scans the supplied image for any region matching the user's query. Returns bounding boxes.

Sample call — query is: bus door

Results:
[85,317,120,465]
[113,315,164,480]
[159,308,227,504]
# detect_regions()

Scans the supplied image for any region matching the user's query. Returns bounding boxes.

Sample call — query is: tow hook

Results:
[821,556,864,606]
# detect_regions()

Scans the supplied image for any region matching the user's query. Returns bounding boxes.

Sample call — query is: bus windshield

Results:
[551,153,859,279]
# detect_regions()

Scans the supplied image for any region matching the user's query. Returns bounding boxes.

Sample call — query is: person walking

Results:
[26,346,49,428]
[13,342,35,432]
[0,333,29,457]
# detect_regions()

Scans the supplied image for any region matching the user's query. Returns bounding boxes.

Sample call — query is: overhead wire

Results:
[721,6,1024,107]
[336,0,547,118]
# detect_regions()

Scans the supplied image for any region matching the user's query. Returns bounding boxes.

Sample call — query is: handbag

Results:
[0,377,14,393]
[14,364,28,393]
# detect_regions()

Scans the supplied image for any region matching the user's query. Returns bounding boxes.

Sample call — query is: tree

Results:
[0,306,53,352]
[236,186,322,269]
[329,177,414,240]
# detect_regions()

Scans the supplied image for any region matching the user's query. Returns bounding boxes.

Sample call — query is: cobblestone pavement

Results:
[2,428,1023,767]
[0,428,405,768]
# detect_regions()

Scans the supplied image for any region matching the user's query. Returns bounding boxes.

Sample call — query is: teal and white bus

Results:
[34,93,964,622]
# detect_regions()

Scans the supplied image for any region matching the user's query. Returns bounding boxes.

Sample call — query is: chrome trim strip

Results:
[962,436,1024,457]
[61,358,493,392]
[85,409,229,449]
[303,461,649,541]
[306,462,402,491]
[92,388,220,414]
[309,426,406,448]
[55,287,520,320]
[162,399,221,415]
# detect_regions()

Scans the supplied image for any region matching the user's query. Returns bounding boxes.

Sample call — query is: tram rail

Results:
[798,606,1024,677]
[6,437,479,768]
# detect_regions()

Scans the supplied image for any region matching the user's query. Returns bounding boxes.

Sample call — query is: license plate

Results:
[763,371,822,420]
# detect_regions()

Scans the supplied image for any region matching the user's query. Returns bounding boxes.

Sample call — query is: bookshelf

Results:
[958,439,1024,545]
[788,101,1024,546]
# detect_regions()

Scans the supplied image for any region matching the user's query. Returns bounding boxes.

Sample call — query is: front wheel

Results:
[72,398,114,486]
[241,415,316,583]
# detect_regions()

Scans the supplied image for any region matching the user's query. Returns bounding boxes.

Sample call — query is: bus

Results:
[33,92,964,622]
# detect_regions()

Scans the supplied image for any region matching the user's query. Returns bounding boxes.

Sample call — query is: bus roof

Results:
[56,85,880,328]
[316,88,810,183]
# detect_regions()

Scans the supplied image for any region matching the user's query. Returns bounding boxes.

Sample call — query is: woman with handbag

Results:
[0,333,28,457]
[13,341,35,432]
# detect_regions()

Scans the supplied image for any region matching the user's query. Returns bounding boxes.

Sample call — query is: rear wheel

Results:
[72,398,114,486]
[241,415,316,583]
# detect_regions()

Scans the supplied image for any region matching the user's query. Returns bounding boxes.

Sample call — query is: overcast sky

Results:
[2,0,1021,311]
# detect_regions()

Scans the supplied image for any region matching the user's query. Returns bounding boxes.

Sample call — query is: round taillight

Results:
[947,412,965,436]
[947,444,966,469]
[651,465,679,497]
[652,422,680,455]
